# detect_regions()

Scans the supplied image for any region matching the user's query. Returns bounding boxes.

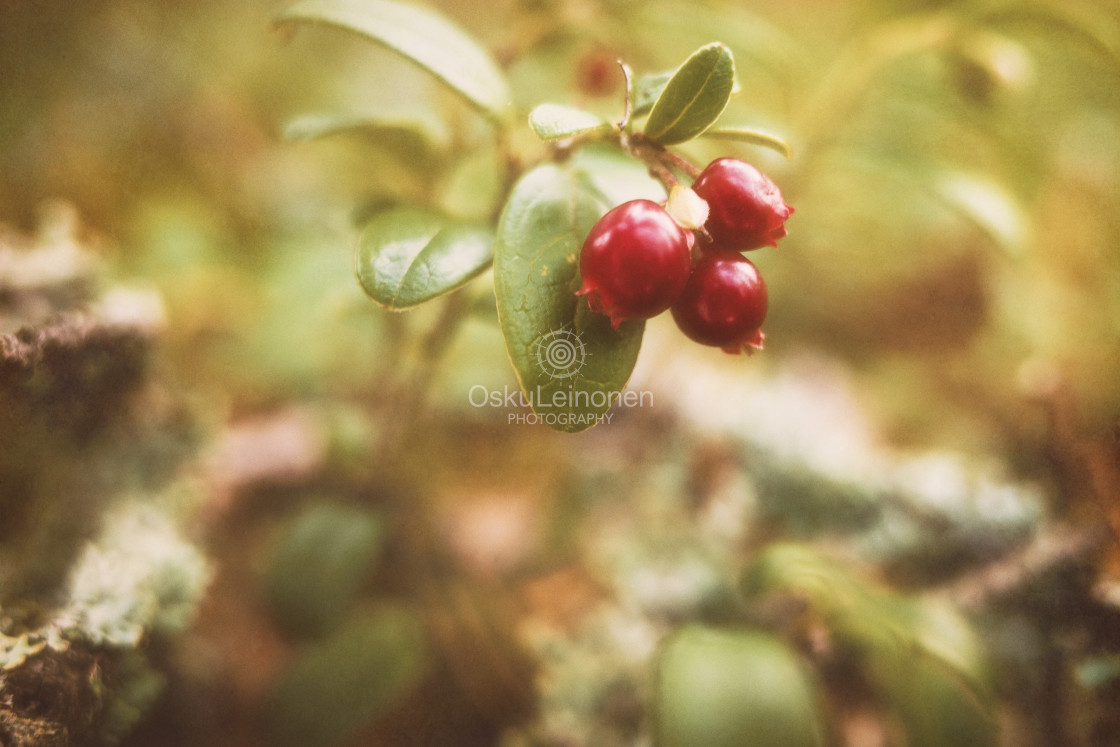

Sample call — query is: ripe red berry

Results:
[576,199,693,329]
[691,158,793,251]
[671,249,768,354]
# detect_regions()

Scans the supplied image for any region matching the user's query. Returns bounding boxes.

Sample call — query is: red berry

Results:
[671,250,768,354]
[576,199,693,329]
[691,158,793,251]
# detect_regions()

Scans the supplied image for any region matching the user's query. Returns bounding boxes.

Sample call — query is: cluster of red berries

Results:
[576,158,793,353]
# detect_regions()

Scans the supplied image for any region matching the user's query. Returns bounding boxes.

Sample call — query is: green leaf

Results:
[528,104,615,141]
[569,145,668,206]
[356,207,493,310]
[643,42,736,145]
[493,164,644,433]
[275,0,512,125]
[263,503,384,638]
[264,605,430,747]
[701,126,794,160]
[631,71,672,118]
[930,171,1026,256]
[656,626,826,747]
[282,112,444,145]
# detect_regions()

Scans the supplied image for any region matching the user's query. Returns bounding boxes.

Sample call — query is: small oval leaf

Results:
[528,104,615,141]
[493,164,644,432]
[644,42,736,145]
[356,207,493,310]
[276,0,512,125]
[701,126,794,160]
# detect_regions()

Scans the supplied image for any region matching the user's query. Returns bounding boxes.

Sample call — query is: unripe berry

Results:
[691,158,793,251]
[577,199,693,329]
[671,249,768,354]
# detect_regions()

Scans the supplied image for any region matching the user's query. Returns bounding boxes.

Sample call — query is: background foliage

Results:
[2,0,1120,744]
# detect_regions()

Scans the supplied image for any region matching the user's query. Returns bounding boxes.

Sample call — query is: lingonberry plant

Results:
[275,0,793,432]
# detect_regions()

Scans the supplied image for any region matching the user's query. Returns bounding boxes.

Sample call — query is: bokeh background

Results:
[2,0,1119,744]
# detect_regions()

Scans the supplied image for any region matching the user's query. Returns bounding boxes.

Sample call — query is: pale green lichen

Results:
[54,500,211,648]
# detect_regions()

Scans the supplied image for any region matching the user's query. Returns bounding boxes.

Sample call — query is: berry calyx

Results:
[691,158,793,251]
[671,249,768,354]
[577,199,693,329]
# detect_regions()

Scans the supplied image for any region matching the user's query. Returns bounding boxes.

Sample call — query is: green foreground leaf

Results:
[276,0,512,125]
[644,42,736,145]
[493,164,644,433]
[528,104,615,141]
[356,207,493,310]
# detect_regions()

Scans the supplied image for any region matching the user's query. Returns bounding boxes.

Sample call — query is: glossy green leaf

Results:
[275,0,512,125]
[493,164,644,433]
[528,104,615,141]
[643,42,736,145]
[701,126,794,160]
[656,626,826,747]
[356,207,493,310]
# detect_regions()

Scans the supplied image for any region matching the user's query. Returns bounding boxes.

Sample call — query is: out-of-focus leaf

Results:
[867,648,998,747]
[569,145,667,206]
[631,71,672,118]
[528,104,615,141]
[931,171,1026,256]
[282,113,444,147]
[493,163,644,432]
[700,126,794,160]
[740,544,997,747]
[275,0,512,125]
[264,605,430,747]
[355,207,493,310]
[643,42,736,145]
[980,1,1120,74]
[656,626,826,747]
[263,503,384,638]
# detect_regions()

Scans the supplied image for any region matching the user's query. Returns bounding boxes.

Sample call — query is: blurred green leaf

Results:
[569,145,668,206]
[264,604,430,747]
[700,126,794,160]
[275,0,512,125]
[740,544,997,746]
[655,626,826,747]
[930,171,1026,255]
[528,104,615,141]
[980,1,1120,75]
[493,163,644,432]
[631,71,672,118]
[867,648,998,747]
[263,503,384,638]
[282,112,444,146]
[644,42,736,145]
[355,207,493,310]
